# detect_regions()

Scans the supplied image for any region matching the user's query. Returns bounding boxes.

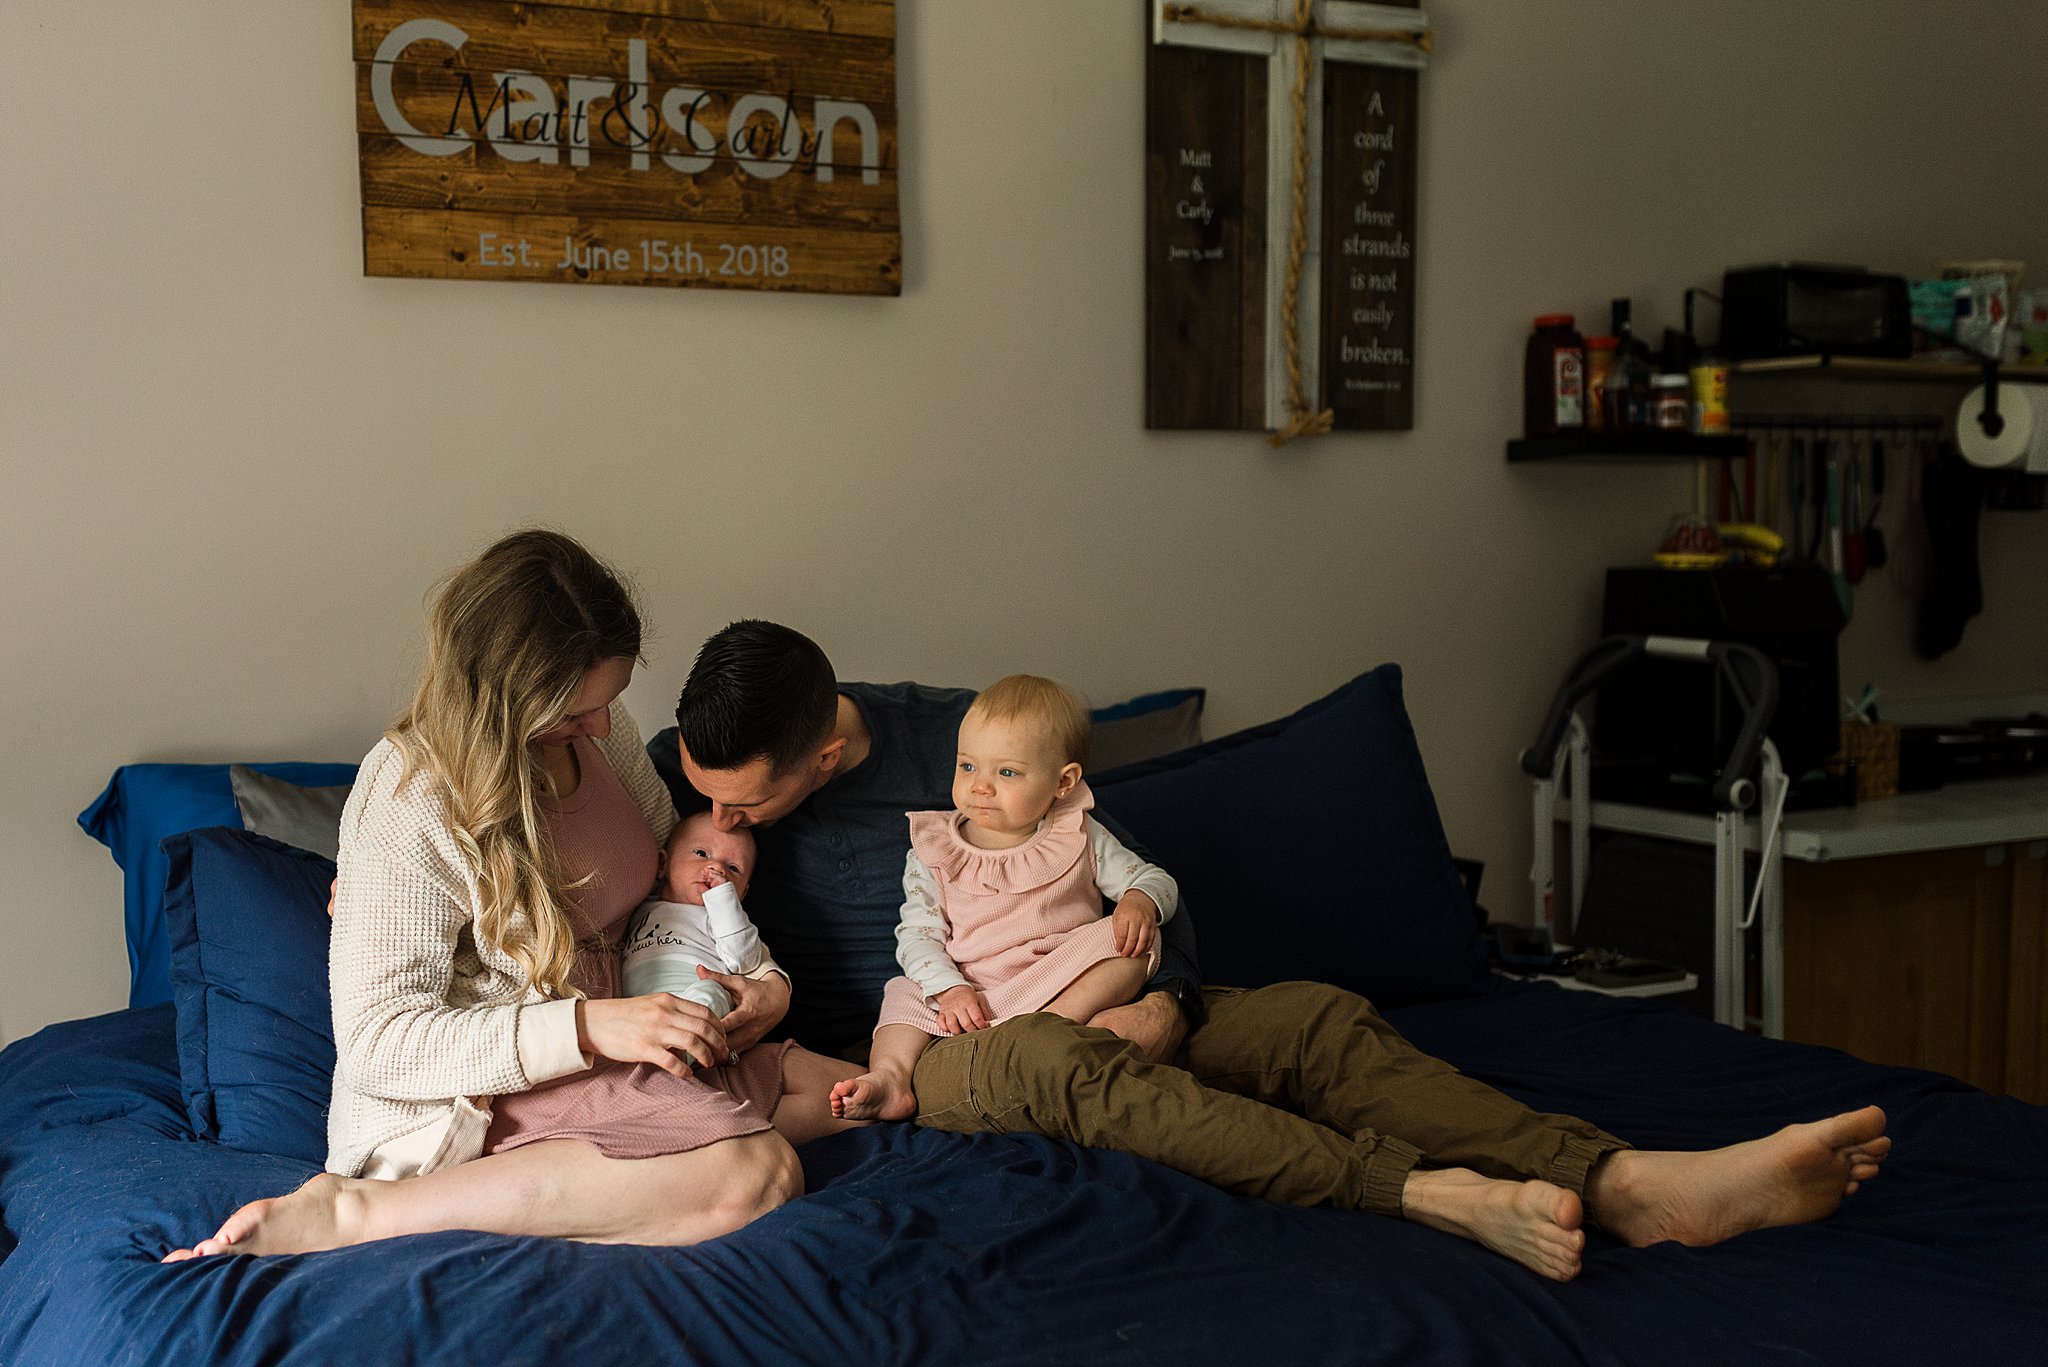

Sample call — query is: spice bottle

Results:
[1524,314,1586,437]
[1651,374,1690,429]
[1583,336,1618,432]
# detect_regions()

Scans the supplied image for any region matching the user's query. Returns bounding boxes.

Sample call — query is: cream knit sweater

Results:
[325,700,681,1178]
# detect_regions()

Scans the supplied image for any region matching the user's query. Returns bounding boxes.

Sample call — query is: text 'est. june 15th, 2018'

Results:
[476,234,795,279]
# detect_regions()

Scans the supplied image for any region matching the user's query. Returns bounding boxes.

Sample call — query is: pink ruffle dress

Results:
[875,783,1155,1037]
[482,736,792,1159]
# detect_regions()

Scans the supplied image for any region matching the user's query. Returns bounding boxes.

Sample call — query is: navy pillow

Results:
[1093,666,1488,1007]
[162,827,336,1163]
[78,761,359,1007]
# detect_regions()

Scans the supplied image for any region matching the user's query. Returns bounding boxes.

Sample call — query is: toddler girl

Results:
[621,810,769,1026]
[830,675,1178,1121]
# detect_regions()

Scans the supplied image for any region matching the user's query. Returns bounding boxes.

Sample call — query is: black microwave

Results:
[1719,264,1913,360]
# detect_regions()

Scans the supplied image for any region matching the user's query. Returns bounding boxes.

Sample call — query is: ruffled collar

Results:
[908,782,1094,896]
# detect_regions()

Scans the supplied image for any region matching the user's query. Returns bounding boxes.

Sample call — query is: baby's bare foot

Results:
[1401,1169,1587,1282]
[161,1173,370,1262]
[829,1068,917,1123]
[1589,1105,1890,1248]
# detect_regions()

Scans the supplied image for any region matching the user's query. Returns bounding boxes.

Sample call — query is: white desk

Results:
[1559,772,2048,1038]
[1585,772,2048,864]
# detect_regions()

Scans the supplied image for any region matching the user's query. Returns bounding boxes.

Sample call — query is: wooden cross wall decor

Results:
[1145,1,1431,442]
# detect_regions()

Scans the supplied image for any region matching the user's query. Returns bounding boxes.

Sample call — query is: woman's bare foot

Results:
[160,1174,370,1262]
[1401,1168,1587,1282]
[1587,1105,1891,1248]
[829,1064,917,1122]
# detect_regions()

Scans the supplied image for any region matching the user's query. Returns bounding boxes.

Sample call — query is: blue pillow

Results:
[79,761,358,1007]
[1093,666,1488,1007]
[162,826,336,1163]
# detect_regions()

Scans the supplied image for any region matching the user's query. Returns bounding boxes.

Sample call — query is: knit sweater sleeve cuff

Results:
[518,998,591,1086]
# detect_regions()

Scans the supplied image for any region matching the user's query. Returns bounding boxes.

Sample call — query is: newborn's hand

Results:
[1112,891,1158,957]
[935,985,990,1035]
[702,865,729,889]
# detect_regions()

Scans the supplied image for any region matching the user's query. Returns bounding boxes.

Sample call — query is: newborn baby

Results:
[620,810,768,1016]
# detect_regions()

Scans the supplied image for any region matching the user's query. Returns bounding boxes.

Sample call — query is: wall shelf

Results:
[1733,355,2048,384]
[1507,431,1748,463]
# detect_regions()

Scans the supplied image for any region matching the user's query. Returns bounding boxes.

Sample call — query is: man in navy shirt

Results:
[652,621,1892,1283]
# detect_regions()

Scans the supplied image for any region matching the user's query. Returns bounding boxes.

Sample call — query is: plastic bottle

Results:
[1608,299,1654,430]
[1524,314,1586,437]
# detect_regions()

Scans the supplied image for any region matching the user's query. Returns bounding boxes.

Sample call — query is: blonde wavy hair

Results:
[389,529,643,999]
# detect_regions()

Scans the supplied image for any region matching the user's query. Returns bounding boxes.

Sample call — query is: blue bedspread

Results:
[4,982,2044,1366]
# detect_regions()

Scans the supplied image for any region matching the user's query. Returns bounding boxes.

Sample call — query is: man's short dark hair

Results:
[676,620,839,774]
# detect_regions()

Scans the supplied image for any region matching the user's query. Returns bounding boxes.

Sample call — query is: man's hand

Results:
[1111,890,1158,957]
[696,965,789,1055]
[1089,990,1186,1065]
[934,984,991,1035]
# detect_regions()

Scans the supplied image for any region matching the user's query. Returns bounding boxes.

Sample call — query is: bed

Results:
[6,668,2046,1365]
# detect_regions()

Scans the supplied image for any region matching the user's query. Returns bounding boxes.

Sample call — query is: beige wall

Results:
[4,2,2045,1045]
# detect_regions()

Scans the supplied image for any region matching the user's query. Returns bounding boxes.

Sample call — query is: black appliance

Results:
[1899,715,2048,790]
[1593,565,1848,808]
[1720,263,1913,361]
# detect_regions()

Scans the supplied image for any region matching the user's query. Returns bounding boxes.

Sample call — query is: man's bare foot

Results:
[1587,1105,1891,1248]
[829,1066,917,1122]
[160,1174,369,1262]
[1401,1168,1587,1282]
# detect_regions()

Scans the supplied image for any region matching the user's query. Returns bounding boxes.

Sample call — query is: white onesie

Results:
[620,882,769,1014]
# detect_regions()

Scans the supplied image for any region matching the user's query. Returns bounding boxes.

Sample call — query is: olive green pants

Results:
[910,981,1626,1216]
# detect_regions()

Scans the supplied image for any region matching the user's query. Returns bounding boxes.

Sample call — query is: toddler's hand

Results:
[1112,891,1158,958]
[935,985,990,1035]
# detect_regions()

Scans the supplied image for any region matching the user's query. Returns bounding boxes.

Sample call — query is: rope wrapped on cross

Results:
[1162,1,1433,447]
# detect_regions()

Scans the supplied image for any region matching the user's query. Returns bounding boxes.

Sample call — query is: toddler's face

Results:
[952,713,1080,842]
[661,814,755,903]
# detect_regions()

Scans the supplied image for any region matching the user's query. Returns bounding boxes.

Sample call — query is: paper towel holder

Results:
[1977,358,2006,440]
[1917,322,2008,438]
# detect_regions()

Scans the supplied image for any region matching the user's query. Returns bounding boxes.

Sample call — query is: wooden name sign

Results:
[353,0,900,294]
[1145,1,1428,438]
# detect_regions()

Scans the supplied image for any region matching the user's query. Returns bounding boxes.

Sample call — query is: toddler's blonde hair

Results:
[966,675,1091,768]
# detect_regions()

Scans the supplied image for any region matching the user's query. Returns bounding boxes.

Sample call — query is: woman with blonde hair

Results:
[166,529,862,1258]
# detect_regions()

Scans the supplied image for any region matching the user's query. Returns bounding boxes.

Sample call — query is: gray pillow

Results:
[229,765,353,862]
[1090,689,1205,773]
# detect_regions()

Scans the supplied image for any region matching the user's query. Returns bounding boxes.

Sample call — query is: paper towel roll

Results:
[1958,382,2048,472]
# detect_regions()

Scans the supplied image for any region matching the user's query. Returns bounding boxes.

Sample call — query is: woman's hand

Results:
[935,985,991,1035]
[1112,890,1159,957]
[577,994,729,1076]
[697,966,789,1055]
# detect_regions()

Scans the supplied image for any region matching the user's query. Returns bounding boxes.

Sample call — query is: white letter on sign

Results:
[813,100,880,185]
[372,18,471,156]
[490,72,560,165]
[730,93,799,180]
[660,89,717,174]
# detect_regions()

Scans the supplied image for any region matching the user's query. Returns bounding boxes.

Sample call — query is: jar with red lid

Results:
[1524,314,1585,437]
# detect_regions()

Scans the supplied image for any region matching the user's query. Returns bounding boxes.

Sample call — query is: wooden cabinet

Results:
[1784,840,2048,1102]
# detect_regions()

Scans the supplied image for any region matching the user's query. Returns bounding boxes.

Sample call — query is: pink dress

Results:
[875,784,1155,1037]
[482,736,792,1159]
